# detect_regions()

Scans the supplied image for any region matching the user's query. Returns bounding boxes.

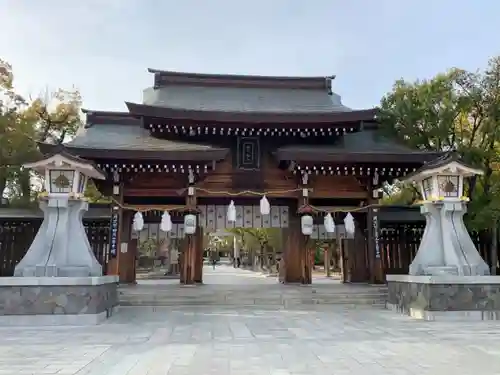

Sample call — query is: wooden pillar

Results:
[181,234,196,285]
[107,177,124,277]
[193,225,204,283]
[324,244,331,277]
[302,237,312,284]
[282,202,311,284]
[180,182,199,285]
[367,206,384,284]
[118,211,135,283]
[282,214,301,283]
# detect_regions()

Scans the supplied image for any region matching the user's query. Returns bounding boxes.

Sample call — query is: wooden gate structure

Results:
[35,69,442,284]
[2,205,497,282]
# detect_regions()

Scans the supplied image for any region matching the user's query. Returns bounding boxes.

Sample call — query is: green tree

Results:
[0,59,37,201]
[0,58,83,204]
[379,56,500,230]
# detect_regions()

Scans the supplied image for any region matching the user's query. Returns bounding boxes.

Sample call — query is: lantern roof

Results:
[24,146,107,180]
[404,153,483,182]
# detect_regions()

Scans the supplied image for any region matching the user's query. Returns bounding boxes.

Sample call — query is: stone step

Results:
[119,301,387,308]
[120,297,385,305]
[118,286,387,307]
[118,286,388,295]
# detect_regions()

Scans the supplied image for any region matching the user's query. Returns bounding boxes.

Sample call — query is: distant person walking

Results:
[210,250,218,269]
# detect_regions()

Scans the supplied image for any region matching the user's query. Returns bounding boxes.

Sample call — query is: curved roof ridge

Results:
[148,69,335,91]
[147,68,335,82]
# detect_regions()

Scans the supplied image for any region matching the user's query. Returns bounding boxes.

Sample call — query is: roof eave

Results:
[46,144,230,162]
[125,102,377,125]
[275,150,442,164]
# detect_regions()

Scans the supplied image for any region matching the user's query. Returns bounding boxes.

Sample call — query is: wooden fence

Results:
[378,222,499,277]
[0,218,110,276]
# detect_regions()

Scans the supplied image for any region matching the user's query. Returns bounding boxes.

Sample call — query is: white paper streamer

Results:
[227,200,236,222]
[132,211,144,232]
[260,195,270,215]
[160,211,172,232]
[324,213,335,233]
[344,212,355,235]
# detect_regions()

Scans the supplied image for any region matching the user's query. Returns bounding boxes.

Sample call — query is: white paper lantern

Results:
[324,213,335,233]
[227,200,236,222]
[160,211,172,232]
[260,195,270,215]
[132,211,144,232]
[184,213,197,235]
[344,213,355,235]
[301,214,314,235]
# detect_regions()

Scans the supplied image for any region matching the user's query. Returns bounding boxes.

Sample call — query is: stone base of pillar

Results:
[409,201,490,277]
[14,198,102,277]
[0,276,118,326]
[386,275,500,321]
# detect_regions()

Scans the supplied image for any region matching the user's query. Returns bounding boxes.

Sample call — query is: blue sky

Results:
[1,0,499,111]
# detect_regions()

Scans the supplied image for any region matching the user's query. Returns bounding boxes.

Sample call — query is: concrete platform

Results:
[386,274,500,321]
[0,276,119,326]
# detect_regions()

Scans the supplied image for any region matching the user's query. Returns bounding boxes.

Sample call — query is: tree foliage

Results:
[0,58,83,204]
[379,56,500,230]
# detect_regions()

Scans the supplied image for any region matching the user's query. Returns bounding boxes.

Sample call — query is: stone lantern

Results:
[405,153,488,276]
[385,154,500,322]
[14,150,107,277]
[0,149,118,326]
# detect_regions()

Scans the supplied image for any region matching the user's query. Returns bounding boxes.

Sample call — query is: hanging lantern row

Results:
[132,197,356,236]
[132,210,196,234]
[300,212,356,236]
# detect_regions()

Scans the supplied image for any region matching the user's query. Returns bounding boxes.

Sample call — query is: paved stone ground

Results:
[1,266,500,374]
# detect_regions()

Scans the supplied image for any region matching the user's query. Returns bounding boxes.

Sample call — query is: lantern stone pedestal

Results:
[14,198,103,277]
[0,151,118,326]
[408,201,490,277]
[386,154,500,321]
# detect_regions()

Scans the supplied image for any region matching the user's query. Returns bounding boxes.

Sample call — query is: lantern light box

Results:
[24,151,106,197]
[406,154,483,201]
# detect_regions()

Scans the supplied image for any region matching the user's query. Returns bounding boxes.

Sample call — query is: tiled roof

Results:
[275,130,441,163]
[60,123,229,160]
[142,85,351,114]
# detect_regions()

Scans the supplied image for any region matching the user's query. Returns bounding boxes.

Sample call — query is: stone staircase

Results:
[118,283,388,309]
